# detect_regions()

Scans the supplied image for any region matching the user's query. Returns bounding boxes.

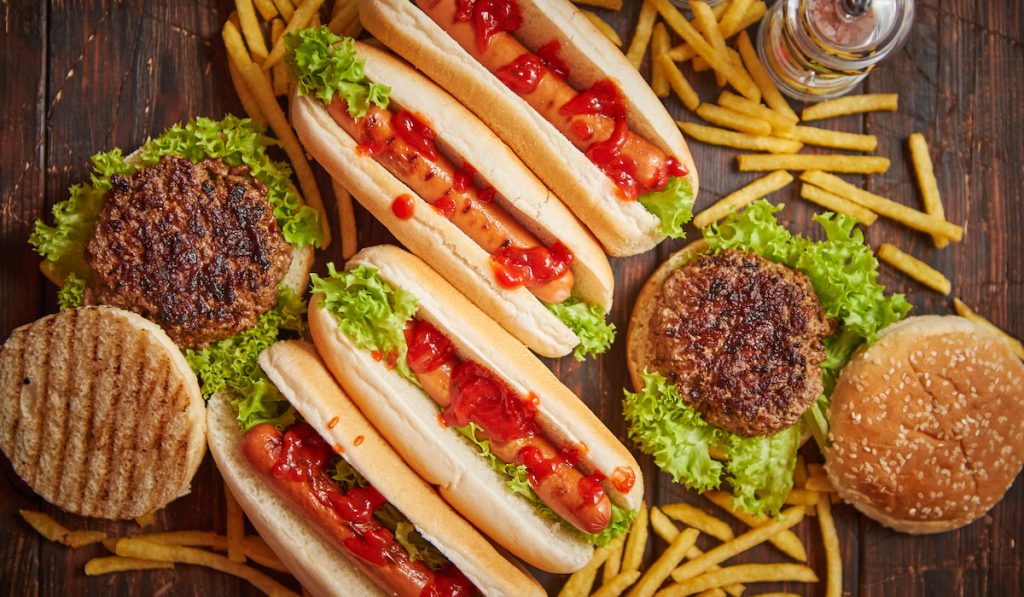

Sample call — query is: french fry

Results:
[272,0,295,21]
[953,298,1024,359]
[738,153,890,174]
[263,0,326,71]
[656,55,700,111]
[679,122,802,154]
[583,10,623,47]
[270,18,289,97]
[735,31,798,122]
[85,556,175,576]
[115,539,300,597]
[227,53,268,126]
[225,484,246,563]
[659,503,734,543]
[807,463,824,477]
[794,455,808,488]
[134,512,157,528]
[649,507,681,543]
[691,2,730,87]
[801,170,963,241]
[693,170,793,229]
[558,537,624,597]
[327,1,360,38]
[670,507,805,582]
[224,20,331,247]
[333,180,358,259]
[19,510,107,548]
[802,93,899,121]
[666,1,766,61]
[659,563,818,596]
[237,0,270,61]
[573,0,624,9]
[785,489,820,507]
[781,125,878,152]
[593,570,642,597]
[684,547,744,597]
[877,243,952,295]
[817,493,843,597]
[622,502,650,573]
[908,133,948,248]
[703,492,807,562]
[603,536,626,585]
[115,530,227,549]
[718,0,754,42]
[718,91,797,133]
[697,103,771,136]
[626,0,658,68]
[628,528,700,597]
[805,474,838,493]
[254,0,279,19]
[650,0,760,102]
[800,183,879,225]
[693,589,726,597]
[651,24,671,97]
[750,594,802,597]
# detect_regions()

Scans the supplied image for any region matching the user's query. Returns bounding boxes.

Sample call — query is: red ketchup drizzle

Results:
[446,361,540,443]
[518,445,559,484]
[477,186,496,203]
[571,120,594,141]
[536,40,570,79]
[495,53,546,94]
[611,466,637,493]
[355,140,382,157]
[455,0,523,52]
[434,196,456,218]
[392,110,438,161]
[392,194,415,220]
[666,155,689,177]
[490,241,574,290]
[452,162,477,192]
[405,319,457,374]
[584,118,641,199]
[577,473,607,507]
[422,565,477,597]
[559,79,628,120]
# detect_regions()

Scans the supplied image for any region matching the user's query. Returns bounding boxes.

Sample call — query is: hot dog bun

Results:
[291,40,613,359]
[308,245,644,573]
[360,0,699,256]
[209,341,544,597]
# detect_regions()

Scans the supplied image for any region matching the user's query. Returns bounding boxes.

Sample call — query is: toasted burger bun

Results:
[825,315,1024,534]
[291,41,613,358]
[210,341,543,597]
[360,0,699,256]
[309,245,643,573]
[0,307,205,519]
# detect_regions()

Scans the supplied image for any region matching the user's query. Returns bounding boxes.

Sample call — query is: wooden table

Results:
[1,1,1020,595]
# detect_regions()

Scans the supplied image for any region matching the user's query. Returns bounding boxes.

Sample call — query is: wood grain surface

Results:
[1,1,1021,595]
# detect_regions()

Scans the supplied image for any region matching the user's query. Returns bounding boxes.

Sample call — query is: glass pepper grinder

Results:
[757,0,915,101]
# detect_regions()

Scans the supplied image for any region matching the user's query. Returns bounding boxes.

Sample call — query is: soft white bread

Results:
[360,0,699,256]
[258,341,544,596]
[291,41,614,358]
[825,315,1024,534]
[0,307,206,519]
[208,391,387,597]
[309,245,644,573]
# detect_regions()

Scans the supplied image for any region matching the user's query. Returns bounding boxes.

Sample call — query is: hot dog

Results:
[287,29,616,359]
[208,340,544,596]
[308,245,644,574]
[360,0,700,256]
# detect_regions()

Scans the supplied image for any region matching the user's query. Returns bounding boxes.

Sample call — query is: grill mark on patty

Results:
[649,250,836,437]
[84,155,291,348]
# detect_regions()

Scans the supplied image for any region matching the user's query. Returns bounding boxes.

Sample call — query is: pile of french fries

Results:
[558,455,843,597]
[579,0,1022,357]
[18,481,301,595]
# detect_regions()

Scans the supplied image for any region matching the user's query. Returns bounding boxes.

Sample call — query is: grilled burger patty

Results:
[84,155,291,348]
[649,249,835,437]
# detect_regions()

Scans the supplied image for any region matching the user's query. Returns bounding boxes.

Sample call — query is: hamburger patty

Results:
[84,155,291,348]
[649,250,835,437]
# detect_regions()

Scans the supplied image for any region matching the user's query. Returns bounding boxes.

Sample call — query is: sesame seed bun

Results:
[825,315,1024,534]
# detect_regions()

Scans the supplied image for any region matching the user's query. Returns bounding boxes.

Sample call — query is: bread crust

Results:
[291,41,617,357]
[360,0,699,256]
[309,246,645,572]
[0,307,206,519]
[825,315,1024,534]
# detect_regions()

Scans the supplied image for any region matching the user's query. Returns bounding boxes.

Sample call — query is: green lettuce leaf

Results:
[185,285,307,430]
[310,263,419,382]
[285,27,390,119]
[725,425,799,516]
[30,115,324,298]
[545,296,616,361]
[57,273,87,311]
[638,176,695,239]
[330,458,450,570]
[455,422,633,546]
[623,370,725,493]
